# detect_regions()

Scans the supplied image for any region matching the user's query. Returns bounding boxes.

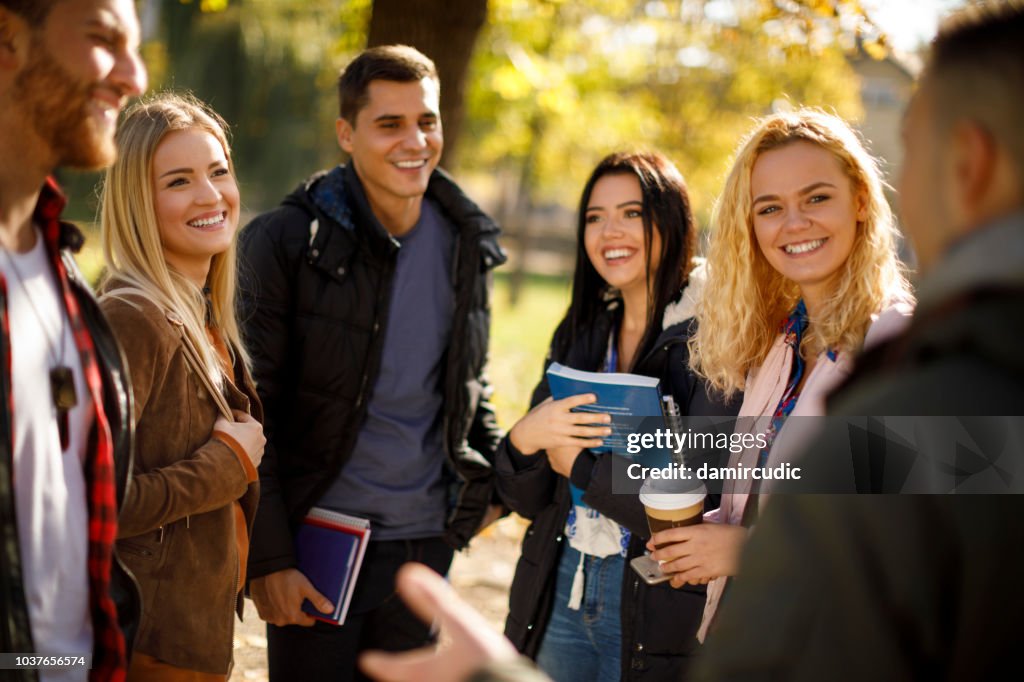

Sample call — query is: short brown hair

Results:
[337,45,438,123]
[0,0,59,27]
[925,1,1024,180]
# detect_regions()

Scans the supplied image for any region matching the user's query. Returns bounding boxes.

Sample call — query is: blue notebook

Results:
[546,362,670,459]
[294,507,371,625]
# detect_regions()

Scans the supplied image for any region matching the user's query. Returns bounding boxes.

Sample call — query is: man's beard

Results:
[13,39,117,170]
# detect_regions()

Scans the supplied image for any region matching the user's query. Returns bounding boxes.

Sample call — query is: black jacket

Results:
[695,219,1024,681]
[828,285,1024,417]
[0,222,140,680]
[496,292,739,681]
[239,164,506,579]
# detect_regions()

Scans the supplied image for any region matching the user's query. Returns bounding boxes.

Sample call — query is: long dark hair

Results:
[561,151,696,368]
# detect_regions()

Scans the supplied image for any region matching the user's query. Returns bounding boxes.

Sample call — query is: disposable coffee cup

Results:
[639,481,706,549]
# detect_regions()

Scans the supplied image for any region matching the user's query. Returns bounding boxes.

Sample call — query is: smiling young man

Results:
[239,45,506,680]
[0,0,147,680]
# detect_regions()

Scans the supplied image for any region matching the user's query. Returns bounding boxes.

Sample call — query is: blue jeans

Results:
[536,544,624,682]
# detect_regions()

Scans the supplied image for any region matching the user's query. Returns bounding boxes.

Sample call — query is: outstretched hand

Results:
[359,563,518,682]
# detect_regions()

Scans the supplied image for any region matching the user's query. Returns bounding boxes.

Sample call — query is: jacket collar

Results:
[426,167,503,240]
[916,210,1024,314]
[307,165,356,232]
[339,162,398,251]
[596,258,707,334]
[310,163,503,240]
[305,163,507,271]
[35,177,86,254]
[583,265,704,372]
[662,257,707,329]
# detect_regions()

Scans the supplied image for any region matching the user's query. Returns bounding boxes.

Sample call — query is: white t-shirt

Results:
[2,228,92,682]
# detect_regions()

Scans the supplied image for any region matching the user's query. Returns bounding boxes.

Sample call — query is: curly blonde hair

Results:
[690,109,913,398]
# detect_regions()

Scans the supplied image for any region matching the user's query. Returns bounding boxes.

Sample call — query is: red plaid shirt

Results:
[0,178,127,681]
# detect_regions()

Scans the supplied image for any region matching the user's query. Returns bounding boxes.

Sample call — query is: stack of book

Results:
[294,507,371,625]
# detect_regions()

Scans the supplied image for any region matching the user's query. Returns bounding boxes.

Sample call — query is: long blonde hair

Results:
[690,109,913,398]
[99,92,249,386]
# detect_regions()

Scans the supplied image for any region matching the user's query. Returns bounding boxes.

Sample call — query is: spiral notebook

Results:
[294,507,371,625]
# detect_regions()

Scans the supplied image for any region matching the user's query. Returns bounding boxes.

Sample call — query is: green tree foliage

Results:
[153,0,371,210]
[461,0,864,226]
[59,0,878,225]
[367,0,489,167]
[60,0,372,221]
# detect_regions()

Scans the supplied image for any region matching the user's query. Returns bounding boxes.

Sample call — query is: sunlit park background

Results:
[62,1,961,676]
[66,0,960,427]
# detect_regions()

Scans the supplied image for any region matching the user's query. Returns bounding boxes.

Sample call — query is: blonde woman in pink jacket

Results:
[647,109,914,642]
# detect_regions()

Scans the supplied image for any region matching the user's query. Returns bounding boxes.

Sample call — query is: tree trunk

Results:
[367,0,488,169]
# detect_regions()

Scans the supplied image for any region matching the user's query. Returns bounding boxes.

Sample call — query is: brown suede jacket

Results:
[99,292,262,675]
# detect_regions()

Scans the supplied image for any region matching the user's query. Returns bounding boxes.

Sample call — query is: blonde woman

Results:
[647,109,914,641]
[98,93,265,681]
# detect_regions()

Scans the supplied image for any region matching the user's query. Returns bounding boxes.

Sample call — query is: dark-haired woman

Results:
[496,152,737,682]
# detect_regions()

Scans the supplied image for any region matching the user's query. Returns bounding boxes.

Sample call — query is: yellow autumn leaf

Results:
[862,37,888,60]
[492,64,533,100]
[200,0,229,12]
[537,87,574,116]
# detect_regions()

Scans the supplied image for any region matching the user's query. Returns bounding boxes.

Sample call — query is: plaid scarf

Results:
[34,178,127,681]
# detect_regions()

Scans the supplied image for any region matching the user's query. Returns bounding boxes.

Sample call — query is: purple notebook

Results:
[294,507,371,625]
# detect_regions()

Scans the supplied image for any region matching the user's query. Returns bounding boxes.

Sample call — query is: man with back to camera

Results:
[0,0,147,680]
[239,44,506,680]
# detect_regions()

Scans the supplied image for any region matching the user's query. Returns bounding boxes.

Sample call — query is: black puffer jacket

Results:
[497,273,740,682]
[239,164,506,579]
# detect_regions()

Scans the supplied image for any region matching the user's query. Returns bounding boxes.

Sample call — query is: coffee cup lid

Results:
[639,481,706,510]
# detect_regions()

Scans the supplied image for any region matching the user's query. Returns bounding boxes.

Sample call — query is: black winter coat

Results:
[238,164,506,580]
[695,259,1024,679]
[496,293,740,682]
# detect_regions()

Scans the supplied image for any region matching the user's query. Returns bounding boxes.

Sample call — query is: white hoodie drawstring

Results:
[568,552,585,611]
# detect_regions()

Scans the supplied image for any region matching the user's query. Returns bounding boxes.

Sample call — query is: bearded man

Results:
[0,2,146,680]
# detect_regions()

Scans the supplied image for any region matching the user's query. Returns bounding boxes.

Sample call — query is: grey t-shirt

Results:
[318,198,455,539]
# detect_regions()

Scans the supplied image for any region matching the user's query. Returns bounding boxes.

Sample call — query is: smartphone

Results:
[630,554,672,586]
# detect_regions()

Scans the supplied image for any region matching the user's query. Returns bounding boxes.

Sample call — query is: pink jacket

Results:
[697,302,913,642]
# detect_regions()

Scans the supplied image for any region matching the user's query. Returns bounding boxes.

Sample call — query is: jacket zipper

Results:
[445,227,463,448]
[224,544,239,671]
[444,232,469,532]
